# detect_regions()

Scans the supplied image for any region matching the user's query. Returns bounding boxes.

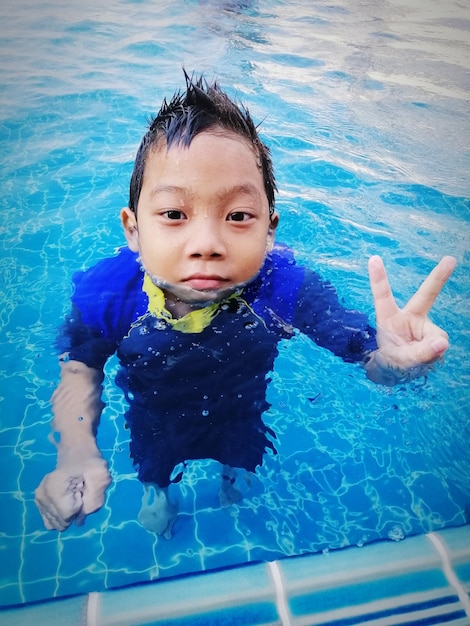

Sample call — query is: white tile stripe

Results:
[87,591,100,626]
[427,532,470,617]
[268,561,292,626]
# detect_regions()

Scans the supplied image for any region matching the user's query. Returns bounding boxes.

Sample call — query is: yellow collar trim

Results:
[143,273,235,334]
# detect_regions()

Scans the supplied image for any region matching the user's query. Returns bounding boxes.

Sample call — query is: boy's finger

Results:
[368,256,399,322]
[81,486,107,516]
[411,334,450,365]
[405,256,456,317]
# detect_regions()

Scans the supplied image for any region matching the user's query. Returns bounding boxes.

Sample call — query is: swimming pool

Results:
[1,0,469,617]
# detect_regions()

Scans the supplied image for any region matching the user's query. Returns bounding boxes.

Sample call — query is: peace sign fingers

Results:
[404,256,456,317]
[366,254,456,381]
[368,255,400,325]
[368,255,456,326]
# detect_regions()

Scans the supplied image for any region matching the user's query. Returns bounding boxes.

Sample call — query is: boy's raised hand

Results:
[367,255,456,374]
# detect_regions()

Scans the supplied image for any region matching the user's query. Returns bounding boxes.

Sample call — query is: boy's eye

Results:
[227,211,251,222]
[164,210,186,220]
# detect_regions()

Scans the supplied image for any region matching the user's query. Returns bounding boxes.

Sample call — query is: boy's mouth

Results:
[183,275,229,291]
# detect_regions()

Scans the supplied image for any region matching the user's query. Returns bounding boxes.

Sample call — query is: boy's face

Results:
[122,130,278,310]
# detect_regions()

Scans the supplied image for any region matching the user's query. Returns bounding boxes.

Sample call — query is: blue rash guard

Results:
[58,243,377,487]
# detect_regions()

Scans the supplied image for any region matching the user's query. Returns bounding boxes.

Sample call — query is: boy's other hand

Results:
[367,255,456,374]
[35,454,111,531]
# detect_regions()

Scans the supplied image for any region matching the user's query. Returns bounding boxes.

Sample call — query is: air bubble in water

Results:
[388,525,405,542]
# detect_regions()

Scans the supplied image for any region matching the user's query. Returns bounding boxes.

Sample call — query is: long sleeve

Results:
[293,268,377,362]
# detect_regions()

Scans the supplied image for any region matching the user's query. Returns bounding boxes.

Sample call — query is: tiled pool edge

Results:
[1,526,469,626]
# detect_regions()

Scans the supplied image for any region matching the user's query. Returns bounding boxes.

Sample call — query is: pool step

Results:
[1,526,469,625]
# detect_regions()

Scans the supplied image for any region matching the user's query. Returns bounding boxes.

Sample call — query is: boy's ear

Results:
[266,211,279,251]
[269,211,279,232]
[121,207,139,252]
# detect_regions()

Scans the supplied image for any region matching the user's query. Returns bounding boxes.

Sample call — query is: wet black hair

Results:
[128,71,277,215]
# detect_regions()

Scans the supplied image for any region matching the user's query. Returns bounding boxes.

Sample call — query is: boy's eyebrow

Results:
[215,183,262,201]
[150,185,186,197]
[150,183,262,201]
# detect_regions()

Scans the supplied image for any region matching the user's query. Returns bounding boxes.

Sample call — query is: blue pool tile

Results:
[454,562,470,586]
[96,561,279,626]
[434,526,470,568]
[2,528,470,625]
[278,533,469,625]
[280,533,443,586]
[143,601,278,626]
[429,526,470,616]
[0,595,86,626]
[288,570,452,615]
[438,526,470,548]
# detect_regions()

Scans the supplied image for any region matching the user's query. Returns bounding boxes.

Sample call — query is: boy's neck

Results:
[164,292,203,319]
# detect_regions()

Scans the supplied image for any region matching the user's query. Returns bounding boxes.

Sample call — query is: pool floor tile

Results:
[95,561,280,626]
[278,532,470,625]
[1,527,470,626]
[428,528,470,617]
[433,526,470,569]
[0,595,86,626]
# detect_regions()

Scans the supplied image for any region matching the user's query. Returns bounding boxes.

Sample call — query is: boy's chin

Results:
[164,283,239,306]
[142,267,260,307]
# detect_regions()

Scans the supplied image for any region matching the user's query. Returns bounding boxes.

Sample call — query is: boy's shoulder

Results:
[73,246,142,293]
[270,241,296,262]
[71,247,145,332]
[245,243,307,324]
[78,245,139,274]
[263,241,307,279]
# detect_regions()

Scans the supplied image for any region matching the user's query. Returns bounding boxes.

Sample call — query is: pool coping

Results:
[1,525,469,625]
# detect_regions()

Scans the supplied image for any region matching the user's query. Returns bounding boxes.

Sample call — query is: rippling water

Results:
[1,0,469,607]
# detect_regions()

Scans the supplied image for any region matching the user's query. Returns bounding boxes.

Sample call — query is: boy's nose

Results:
[187,219,226,259]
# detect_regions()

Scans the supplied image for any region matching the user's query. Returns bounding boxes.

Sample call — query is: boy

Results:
[35,73,456,538]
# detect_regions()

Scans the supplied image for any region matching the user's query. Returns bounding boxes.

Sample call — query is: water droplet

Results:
[388,525,405,542]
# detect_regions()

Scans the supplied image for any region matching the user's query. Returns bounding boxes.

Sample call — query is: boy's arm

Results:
[365,255,456,386]
[290,253,455,386]
[34,359,111,531]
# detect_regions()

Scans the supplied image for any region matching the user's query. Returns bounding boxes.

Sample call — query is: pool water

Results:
[1,0,469,609]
